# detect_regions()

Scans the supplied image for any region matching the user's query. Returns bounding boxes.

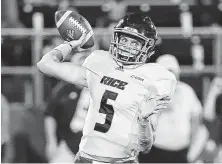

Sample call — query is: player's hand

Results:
[66,33,86,50]
[155,95,170,111]
[138,95,156,120]
[138,94,170,120]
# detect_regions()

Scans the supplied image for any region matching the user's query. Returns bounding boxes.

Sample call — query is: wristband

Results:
[137,117,150,126]
[54,43,72,61]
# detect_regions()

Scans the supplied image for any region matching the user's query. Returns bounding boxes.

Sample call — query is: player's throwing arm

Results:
[37,33,88,87]
[37,10,95,87]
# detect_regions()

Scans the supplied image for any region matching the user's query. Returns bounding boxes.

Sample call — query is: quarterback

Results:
[37,13,177,163]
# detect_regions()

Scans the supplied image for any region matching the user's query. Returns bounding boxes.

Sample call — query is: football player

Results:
[37,13,177,163]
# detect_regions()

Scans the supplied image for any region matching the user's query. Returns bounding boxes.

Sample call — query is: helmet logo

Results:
[124,27,138,33]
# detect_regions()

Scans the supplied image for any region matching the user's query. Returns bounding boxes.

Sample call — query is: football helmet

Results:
[110,13,157,66]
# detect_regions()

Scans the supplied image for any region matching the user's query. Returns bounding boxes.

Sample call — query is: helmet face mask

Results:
[117,34,143,61]
[109,13,157,67]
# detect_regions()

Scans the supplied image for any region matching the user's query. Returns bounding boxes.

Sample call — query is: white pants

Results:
[50,141,75,163]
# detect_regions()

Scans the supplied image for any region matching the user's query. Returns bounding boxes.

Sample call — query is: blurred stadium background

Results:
[1,0,222,163]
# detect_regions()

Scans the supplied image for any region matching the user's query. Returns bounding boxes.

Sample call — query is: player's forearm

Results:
[37,42,74,71]
[37,51,62,78]
[137,118,154,153]
[37,53,87,87]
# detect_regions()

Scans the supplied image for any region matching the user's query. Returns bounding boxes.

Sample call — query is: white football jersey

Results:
[80,50,177,158]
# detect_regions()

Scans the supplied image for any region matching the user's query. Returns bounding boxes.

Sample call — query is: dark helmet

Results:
[110,12,157,66]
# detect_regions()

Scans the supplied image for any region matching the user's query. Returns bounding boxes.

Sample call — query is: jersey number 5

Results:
[94,90,118,133]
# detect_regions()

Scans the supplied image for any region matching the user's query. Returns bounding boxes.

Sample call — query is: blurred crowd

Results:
[1,0,222,163]
[2,0,222,66]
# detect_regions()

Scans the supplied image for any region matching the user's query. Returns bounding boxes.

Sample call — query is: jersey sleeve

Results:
[82,50,100,70]
[141,63,177,100]
[154,73,177,100]
[82,50,103,87]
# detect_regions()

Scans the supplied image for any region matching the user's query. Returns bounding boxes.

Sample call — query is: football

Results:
[55,10,94,49]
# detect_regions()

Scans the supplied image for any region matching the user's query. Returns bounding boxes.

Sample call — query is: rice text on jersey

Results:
[100,76,128,90]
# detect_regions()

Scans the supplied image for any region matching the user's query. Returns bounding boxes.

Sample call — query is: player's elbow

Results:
[37,57,44,69]
[37,52,56,74]
[37,56,49,74]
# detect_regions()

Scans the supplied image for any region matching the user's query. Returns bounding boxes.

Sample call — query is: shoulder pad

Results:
[82,50,108,69]
[139,63,176,81]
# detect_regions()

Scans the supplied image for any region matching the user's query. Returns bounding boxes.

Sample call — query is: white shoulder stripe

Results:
[56,10,72,28]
